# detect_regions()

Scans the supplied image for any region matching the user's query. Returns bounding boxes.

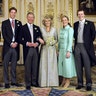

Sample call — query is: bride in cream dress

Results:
[38,15,59,87]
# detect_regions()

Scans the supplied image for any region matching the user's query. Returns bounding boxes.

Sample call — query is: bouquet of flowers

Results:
[45,36,56,46]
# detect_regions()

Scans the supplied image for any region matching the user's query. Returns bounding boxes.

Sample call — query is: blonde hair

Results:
[60,14,71,27]
[42,14,53,26]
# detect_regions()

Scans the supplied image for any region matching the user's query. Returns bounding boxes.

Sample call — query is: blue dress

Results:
[58,25,76,78]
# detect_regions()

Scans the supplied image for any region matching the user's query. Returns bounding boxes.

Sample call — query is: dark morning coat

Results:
[1,19,22,60]
[74,20,96,66]
[19,24,43,63]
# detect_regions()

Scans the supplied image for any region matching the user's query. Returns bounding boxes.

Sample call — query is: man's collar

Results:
[9,18,15,22]
[27,23,33,27]
[79,19,85,23]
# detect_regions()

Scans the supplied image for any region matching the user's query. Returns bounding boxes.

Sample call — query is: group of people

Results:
[1,7,96,91]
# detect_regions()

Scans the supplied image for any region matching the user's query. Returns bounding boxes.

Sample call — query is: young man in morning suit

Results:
[19,12,43,90]
[74,9,96,91]
[1,7,22,88]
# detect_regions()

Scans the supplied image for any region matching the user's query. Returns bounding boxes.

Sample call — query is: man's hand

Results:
[27,42,33,47]
[11,42,18,48]
[32,43,38,48]
[38,38,44,44]
[27,42,38,48]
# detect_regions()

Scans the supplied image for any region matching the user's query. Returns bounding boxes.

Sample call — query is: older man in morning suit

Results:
[19,12,43,90]
[74,9,96,91]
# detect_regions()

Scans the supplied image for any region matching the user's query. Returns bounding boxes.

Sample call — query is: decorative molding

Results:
[28,2,34,13]
[57,0,66,22]
[8,0,12,9]
[68,0,73,26]
[46,2,54,17]
[0,0,4,17]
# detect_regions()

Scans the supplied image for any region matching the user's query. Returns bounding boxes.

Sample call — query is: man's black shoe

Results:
[26,86,31,90]
[76,85,83,89]
[5,84,10,88]
[11,83,22,87]
[86,86,92,91]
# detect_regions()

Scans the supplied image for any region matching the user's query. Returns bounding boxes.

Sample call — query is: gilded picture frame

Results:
[79,0,96,15]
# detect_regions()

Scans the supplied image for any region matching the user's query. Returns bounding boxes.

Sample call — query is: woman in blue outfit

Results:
[58,15,76,88]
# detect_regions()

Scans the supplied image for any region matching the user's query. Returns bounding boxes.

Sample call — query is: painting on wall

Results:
[0,0,4,17]
[79,0,96,15]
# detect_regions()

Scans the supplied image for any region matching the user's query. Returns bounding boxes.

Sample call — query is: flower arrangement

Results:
[45,36,55,46]
[17,20,20,26]
[34,27,37,30]
[85,22,88,24]
[17,20,19,23]
[34,27,38,32]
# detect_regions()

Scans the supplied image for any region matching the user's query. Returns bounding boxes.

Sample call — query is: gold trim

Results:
[46,2,54,16]
[56,0,57,27]
[28,2,34,13]
[44,0,45,14]
[64,0,65,12]
[36,0,38,24]
[8,0,12,9]
[16,0,17,8]
[0,0,4,17]
[24,0,27,22]
[68,0,73,26]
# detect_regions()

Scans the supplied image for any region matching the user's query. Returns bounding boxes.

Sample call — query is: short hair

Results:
[42,15,53,26]
[77,9,85,15]
[27,12,35,17]
[9,7,17,12]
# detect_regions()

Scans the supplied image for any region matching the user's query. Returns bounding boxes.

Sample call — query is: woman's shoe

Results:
[60,79,65,87]
[63,80,70,88]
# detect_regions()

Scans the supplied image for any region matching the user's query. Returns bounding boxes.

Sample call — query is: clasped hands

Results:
[27,42,38,48]
[11,42,18,48]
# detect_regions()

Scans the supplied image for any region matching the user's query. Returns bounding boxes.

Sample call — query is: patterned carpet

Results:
[0,65,96,96]
[0,86,96,96]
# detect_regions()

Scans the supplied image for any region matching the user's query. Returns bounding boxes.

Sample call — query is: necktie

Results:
[78,22,82,32]
[11,19,15,28]
[77,21,84,43]
[11,20,15,42]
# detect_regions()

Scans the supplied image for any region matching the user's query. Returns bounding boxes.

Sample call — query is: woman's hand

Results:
[66,51,71,58]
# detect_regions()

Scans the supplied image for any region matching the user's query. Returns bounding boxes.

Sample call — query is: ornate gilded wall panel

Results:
[6,0,73,28]
[68,0,73,26]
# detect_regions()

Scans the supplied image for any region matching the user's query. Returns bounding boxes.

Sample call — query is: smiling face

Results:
[77,10,85,21]
[9,9,17,19]
[44,18,51,27]
[62,17,69,27]
[27,13,35,24]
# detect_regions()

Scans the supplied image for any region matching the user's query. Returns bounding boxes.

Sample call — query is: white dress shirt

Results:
[9,18,15,42]
[27,23,34,43]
